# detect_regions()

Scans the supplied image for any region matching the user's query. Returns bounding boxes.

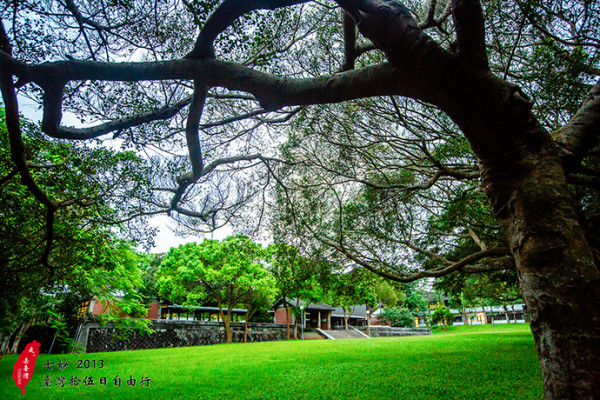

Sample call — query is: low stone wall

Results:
[359,326,432,337]
[79,320,288,353]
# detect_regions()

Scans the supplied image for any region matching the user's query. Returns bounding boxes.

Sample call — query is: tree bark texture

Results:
[448,72,600,399]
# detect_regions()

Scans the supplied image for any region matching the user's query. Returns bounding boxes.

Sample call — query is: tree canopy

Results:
[0,108,151,353]
[156,235,275,342]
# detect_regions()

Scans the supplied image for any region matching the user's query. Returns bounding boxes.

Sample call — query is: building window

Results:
[78,301,91,318]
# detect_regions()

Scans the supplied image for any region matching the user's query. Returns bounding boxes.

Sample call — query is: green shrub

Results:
[378,307,415,327]
[431,305,454,327]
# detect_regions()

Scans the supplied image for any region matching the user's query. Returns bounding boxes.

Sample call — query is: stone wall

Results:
[359,326,432,337]
[78,320,289,353]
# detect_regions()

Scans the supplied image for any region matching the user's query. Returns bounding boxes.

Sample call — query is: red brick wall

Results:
[146,301,160,319]
[92,300,115,316]
[274,307,293,324]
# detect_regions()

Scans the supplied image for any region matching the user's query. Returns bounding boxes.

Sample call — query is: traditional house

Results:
[330,305,381,328]
[449,304,529,325]
[158,302,248,322]
[270,298,335,330]
[85,297,248,323]
[270,298,383,330]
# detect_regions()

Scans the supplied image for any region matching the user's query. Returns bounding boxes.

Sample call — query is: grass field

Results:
[1,323,542,399]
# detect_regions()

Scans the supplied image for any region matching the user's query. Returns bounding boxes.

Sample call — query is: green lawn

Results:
[1,324,542,399]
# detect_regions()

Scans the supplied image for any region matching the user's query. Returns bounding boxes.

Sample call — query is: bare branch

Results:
[567,173,600,190]
[320,234,512,282]
[418,0,451,34]
[468,228,487,251]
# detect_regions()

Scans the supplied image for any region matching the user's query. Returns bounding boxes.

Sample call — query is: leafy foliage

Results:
[431,305,454,327]
[156,235,276,342]
[0,109,152,350]
[378,307,415,328]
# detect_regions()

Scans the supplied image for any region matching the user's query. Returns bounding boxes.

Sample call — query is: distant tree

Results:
[436,267,522,325]
[239,268,276,343]
[373,279,402,307]
[139,253,165,304]
[378,307,414,328]
[402,288,430,327]
[267,242,324,339]
[329,269,378,331]
[431,305,454,328]
[157,235,271,343]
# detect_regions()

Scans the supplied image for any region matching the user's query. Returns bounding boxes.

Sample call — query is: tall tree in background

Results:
[328,268,377,330]
[0,109,151,354]
[267,242,324,339]
[156,236,272,343]
[0,0,599,396]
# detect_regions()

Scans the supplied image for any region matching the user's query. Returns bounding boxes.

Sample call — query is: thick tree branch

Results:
[3,55,462,127]
[450,0,488,70]
[185,81,208,178]
[355,41,376,57]
[320,235,512,282]
[186,0,310,59]
[335,0,443,67]
[342,10,357,71]
[44,95,192,140]
[553,78,600,170]
[468,228,487,251]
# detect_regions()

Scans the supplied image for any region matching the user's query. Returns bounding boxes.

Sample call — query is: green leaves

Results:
[378,307,415,328]
[156,235,275,314]
[0,107,154,341]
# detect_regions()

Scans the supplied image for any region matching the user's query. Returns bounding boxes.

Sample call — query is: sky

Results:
[148,215,232,254]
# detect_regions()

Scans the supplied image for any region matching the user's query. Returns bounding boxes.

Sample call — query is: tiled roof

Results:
[331,304,371,319]
[270,298,335,311]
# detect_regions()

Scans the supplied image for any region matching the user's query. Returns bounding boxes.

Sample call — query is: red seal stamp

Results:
[12,340,41,395]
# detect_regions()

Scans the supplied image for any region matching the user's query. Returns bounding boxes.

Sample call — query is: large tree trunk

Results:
[490,149,600,398]
[293,320,298,340]
[0,321,31,357]
[218,305,233,344]
[343,3,600,392]
[223,317,232,343]
[503,305,510,324]
[285,306,291,340]
[454,74,600,398]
